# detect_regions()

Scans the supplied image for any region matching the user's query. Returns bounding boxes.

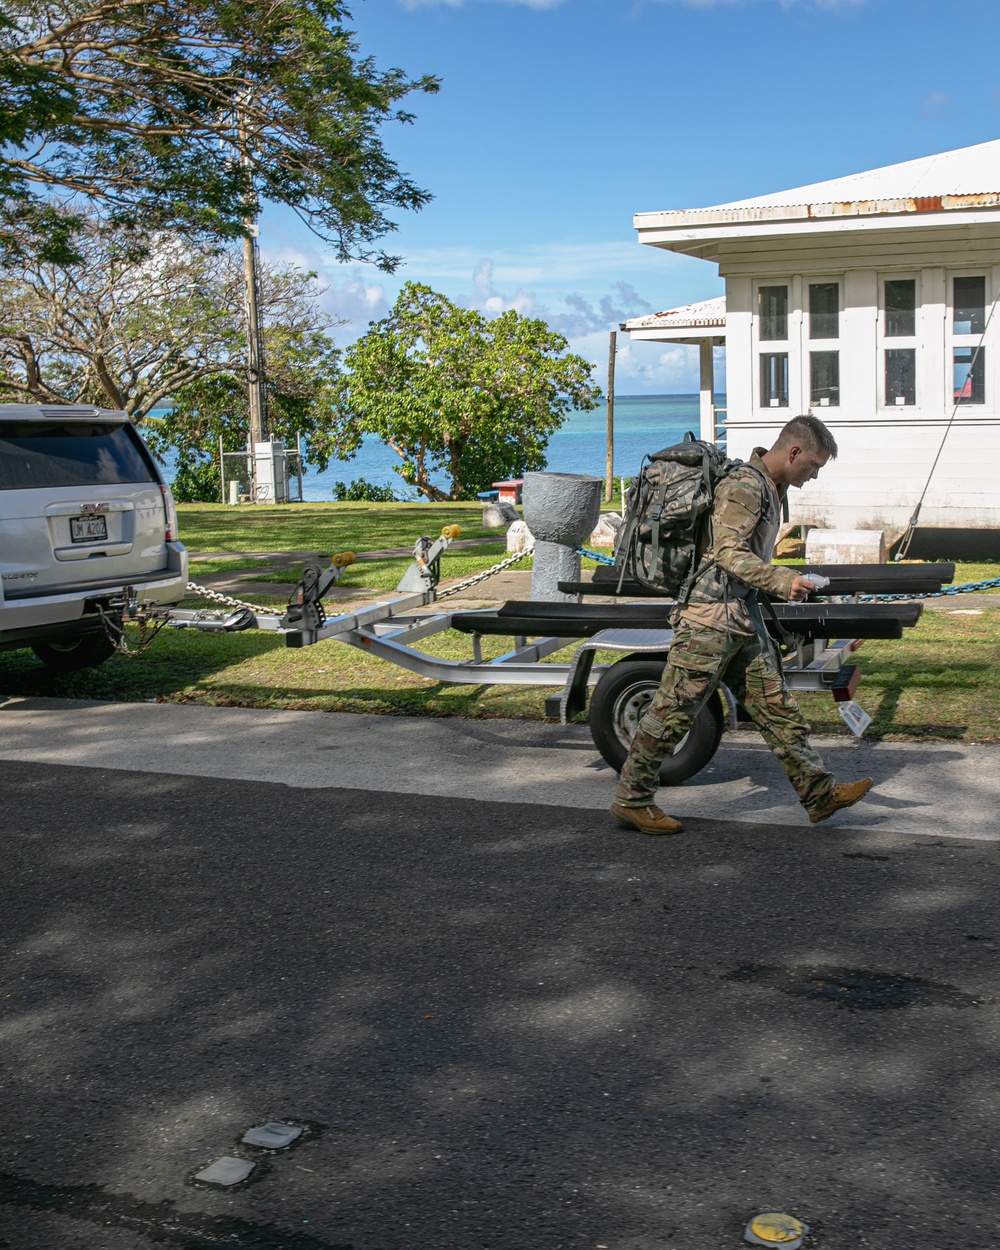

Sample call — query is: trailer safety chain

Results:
[435,544,535,599]
[98,603,170,658]
[185,580,279,616]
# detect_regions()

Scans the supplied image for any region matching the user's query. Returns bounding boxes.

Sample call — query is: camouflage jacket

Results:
[681,449,797,635]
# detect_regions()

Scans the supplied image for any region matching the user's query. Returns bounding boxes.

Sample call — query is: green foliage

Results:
[329,283,602,502]
[0,0,438,264]
[332,477,404,502]
[171,455,221,504]
[0,215,342,448]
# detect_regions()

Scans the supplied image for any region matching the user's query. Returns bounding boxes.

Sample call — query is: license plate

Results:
[70,515,108,543]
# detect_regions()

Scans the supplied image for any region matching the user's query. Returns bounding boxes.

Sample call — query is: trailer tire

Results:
[589,658,725,785]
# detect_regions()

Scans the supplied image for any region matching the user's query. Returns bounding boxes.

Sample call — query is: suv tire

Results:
[31,629,117,672]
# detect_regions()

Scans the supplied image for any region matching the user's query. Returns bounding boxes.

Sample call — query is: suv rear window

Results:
[0,421,158,491]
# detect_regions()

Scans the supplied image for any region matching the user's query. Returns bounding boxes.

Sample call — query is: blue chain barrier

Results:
[574,546,999,600]
[573,549,1000,600]
[577,546,616,566]
[859,577,1000,602]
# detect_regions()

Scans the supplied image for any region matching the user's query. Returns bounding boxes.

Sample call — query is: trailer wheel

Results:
[589,658,725,785]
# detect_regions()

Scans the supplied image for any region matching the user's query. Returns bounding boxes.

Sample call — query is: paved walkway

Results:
[1,695,996,841]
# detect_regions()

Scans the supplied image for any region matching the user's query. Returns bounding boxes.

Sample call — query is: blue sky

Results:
[262,0,1000,394]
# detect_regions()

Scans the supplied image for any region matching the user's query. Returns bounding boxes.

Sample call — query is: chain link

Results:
[185,580,280,616]
[859,576,1000,602]
[186,545,537,615]
[435,544,535,599]
[576,546,616,566]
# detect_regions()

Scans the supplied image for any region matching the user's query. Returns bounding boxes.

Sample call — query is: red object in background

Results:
[493,479,523,505]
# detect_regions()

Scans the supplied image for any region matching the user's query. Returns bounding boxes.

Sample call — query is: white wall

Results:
[719,225,1000,531]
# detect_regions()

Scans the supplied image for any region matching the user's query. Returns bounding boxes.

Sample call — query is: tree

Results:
[0,0,438,263]
[332,283,602,502]
[0,213,342,471]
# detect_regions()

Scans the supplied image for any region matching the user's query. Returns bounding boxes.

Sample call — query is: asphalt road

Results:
[3,755,1000,1249]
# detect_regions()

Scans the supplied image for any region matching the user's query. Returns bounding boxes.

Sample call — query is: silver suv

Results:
[0,403,188,670]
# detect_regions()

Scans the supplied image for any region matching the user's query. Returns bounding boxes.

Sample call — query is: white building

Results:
[626,139,1000,542]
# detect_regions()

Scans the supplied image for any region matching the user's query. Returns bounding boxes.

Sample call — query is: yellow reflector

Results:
[745,1211,808,1246]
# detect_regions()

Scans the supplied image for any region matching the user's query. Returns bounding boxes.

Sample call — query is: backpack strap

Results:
[614,454,649,594]
[756,591,798,656]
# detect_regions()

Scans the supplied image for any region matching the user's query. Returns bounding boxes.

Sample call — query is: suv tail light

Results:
[160,483,179,542]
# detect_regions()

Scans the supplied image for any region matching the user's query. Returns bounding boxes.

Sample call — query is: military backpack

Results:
[611,433,743,598]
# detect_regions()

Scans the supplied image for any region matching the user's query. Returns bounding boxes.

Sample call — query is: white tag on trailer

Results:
[838,699,872,737]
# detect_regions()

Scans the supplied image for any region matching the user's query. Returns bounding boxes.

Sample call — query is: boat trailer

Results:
[123,527,954,786]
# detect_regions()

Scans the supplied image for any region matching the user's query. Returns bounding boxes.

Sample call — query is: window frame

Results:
[878,274,920,408]
[753,280,795,412]
[948,270,990,409]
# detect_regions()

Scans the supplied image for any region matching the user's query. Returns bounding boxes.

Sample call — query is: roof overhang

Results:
[621,296,726,343]
[635,202,1000,263]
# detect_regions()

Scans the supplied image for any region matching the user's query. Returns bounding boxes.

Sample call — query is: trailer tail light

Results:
[831,663,862,703]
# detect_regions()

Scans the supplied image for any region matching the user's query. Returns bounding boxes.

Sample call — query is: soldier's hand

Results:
[789,575,816,602]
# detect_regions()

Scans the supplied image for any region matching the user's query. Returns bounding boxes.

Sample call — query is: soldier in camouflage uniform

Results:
[611,415,873,836]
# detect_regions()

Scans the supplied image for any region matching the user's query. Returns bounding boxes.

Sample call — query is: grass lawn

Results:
[1,501,998,742]
[177,501,500,554]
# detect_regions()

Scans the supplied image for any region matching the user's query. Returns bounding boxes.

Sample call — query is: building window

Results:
[885,279,916,337]
[809,283,839,339]
[954,347,985,404]
[885,349,916,406]
[810,351,839,406]
[954,276,986,336]
[759,286,788,341]
[760,353,789,407]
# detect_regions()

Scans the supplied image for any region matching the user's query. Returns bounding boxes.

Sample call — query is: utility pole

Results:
[604,330,616,503]
[239,105,268,499]
[243,224,268,451]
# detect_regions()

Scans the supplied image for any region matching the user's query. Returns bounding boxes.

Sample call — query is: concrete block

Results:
[482,501,519,528]
[804,529,886,565]
[589,512,623,547]
[242,1121,303,1149]
[194,1156,256,1186]
[506,519,533,554]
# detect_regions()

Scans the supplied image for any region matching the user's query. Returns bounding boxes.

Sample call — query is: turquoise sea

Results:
[304,393,722,501]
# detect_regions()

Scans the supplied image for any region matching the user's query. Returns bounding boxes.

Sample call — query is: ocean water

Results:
[305,393,722,501]
[156,394,724,501]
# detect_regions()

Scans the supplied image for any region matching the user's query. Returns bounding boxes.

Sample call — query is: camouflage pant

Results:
[614,619,835,815]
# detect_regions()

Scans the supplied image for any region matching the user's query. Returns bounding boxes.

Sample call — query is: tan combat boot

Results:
[808,777,874,824]
[610,803,683,836]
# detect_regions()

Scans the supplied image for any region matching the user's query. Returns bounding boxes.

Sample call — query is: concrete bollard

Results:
[804,529,886,565]
[521,472,602,602]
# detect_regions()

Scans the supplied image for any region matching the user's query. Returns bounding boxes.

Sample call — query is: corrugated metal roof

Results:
[623,296,726,331]
[636,138,1000,231]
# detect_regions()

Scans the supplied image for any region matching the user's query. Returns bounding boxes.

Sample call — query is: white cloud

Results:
[401,240,653,286]
[262,235,725,392]
[460,257,718,394]
[921,91,950,118]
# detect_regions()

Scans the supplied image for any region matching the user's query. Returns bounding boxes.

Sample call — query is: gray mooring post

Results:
[521,471,602,603]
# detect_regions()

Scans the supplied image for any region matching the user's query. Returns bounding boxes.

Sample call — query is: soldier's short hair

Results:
[774,415,838,458]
